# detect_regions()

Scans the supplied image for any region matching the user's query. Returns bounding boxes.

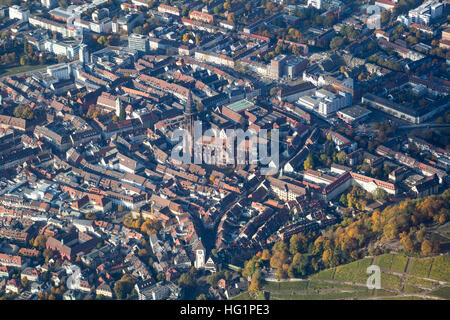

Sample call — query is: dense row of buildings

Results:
[0,0,448,301]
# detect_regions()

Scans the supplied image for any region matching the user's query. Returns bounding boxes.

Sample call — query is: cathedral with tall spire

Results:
[184,90,195,156]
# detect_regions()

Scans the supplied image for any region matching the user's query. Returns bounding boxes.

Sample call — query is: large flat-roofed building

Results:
[284,57,308,79]
[362,93,449,124]
[225,99,255,113]
[298,88,352,117]
[337,105,371,124]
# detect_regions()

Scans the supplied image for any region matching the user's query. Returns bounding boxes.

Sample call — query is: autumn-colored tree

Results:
[303,154,314,171]
[400,232,414,253]
[275,266,287,280]
[33,235,47,250]
[242,256,260,279]
[322,249,332,266]
[140,219,162,236]
[261,249,271,261]
[270,250,288,270]
[21,277,29,289]
[289,233,307,255]
[249,270,261,291]
[291,253,309,276]
[421,239,433,256]
[336,152,347,164]
[227,12,235,23]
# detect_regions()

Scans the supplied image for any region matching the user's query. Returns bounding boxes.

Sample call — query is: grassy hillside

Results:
[236,253,450,300]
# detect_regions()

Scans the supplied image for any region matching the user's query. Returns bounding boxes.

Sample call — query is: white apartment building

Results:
[47,64,71,80]
[397,0,443,26]
[194,50,235,68]
[367,14,381,29]
[29,15,77,38]
[41,0,58,9]
[298,88,352,117]
[307,0,322,9]
[44,40,80,60]
[9,5,30,22]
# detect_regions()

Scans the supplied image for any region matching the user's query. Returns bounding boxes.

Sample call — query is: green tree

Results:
[291,253,309,276]
[373,188,388,201]
[421,239,433,256]
[249,269,261,291]
[33,235,47,250]
[13,105,34,120]
[336,152,347,164]
[178,272,195,288]
[113,275,135,299]
[339,194,348,207]
[330,36,344,50]
[303,154,314,170]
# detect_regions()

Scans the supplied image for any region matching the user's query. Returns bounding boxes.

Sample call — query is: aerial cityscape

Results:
[0,0,449,303]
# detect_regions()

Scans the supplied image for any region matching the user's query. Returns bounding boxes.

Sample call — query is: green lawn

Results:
[405,276,437,288]
[311,268,335,280]
[381,273,402,289]
[429,287,450,299]
[263,280,309,291]
[390,254,409,273]
[334,258,374,283]
[374,254,394,270]
[384,296,425,300]
[407,257,433,278]
[238,254,450,300]
[404,285,423,294]
[0,64,51,77]
[429,255,450,281]
[270,291,358,300]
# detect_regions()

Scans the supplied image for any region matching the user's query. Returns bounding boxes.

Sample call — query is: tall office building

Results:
[79,44,89,65]
[128,33,150,53]
[269,54,287,79]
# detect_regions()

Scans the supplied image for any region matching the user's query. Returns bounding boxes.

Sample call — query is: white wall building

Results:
[47,64,71,81]
[41,0,58,9]
[298,89,352,117]
[9,5,30,22]
[308,0,322,9]
[397,0,444,26]
[367,14,381,29]
[44,40,80,60]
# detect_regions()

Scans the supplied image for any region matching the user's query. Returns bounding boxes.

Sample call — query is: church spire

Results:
[184,90,195,157]
[185,90,194,115]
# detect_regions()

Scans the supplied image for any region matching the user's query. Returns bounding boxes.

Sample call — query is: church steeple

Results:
[184,90,195,156]
[185,90,194,116]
